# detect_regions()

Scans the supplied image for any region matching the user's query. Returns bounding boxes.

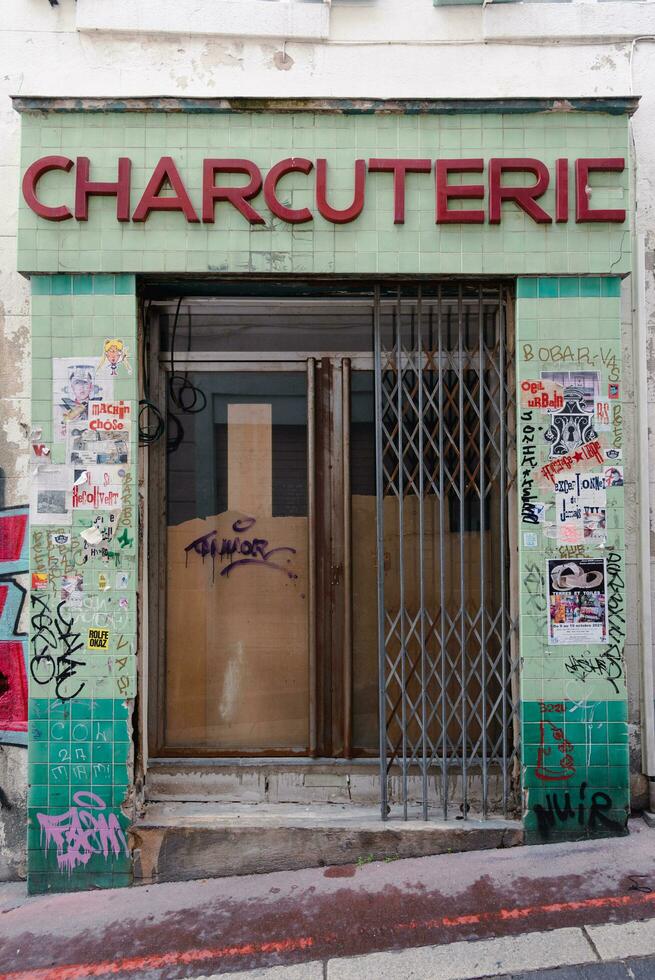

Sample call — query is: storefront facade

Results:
[12,97,637,893]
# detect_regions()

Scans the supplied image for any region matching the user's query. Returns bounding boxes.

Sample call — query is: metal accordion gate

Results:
[373,282,519,821]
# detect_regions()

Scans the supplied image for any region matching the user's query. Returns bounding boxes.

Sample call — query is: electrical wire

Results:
[139,299,166,446]
[138,296,208,452]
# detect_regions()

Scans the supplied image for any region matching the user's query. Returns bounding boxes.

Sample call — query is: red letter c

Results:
[264,158,313,224]
[22,156,74,221]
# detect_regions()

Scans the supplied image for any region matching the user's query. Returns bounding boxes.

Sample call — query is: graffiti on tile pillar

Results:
[27,274,137,894]
[37,791,129,873]
[516,278,629,844]
[0,505,29,744]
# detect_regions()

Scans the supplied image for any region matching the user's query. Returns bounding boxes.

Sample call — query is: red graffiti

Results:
[535,700,575,782]
[0,507,29,738]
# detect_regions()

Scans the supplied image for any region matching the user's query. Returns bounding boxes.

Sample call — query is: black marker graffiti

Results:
[520,411,541,525]
[564,652,623,690]
[603,551,626,694]
[30,594,86,700]
[185,517,297,583]
[532,782,625,839]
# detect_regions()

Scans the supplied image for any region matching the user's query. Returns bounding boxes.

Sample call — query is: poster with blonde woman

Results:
[97,339,132,377]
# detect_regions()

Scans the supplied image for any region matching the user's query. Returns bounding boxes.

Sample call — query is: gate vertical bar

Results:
[342,358,353,759]
[478,286,488,817]
[417,286,428,820]
[396,287,408,819]
[499,289,509,816]
[458,284,468,819]
[438,284,448,820]
[307,357,317,756]
[374,287,388,820]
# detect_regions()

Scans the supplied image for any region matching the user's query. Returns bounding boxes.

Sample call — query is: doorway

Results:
[145,281,518,816]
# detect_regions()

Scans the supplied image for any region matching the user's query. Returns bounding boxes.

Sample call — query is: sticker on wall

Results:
[52,358,113,443]
[115,572,130,589]
[547,558,608,646]
[604,465,624,488]
[605,448,622,462]
[519,379,564,412]
[554,472,606,548]
[72,466,124,511]
[51,532,71,547]
[31,573,49,591]
[61,574,84,607]
[97,339,132,378]
[98,573,111,592]
[583,506,607,546]
[67,423,130,467]
[542,371,600,411]
[30,465,73,525]
[523,532,539,549]
[595,400,611,433]
[609,383,620,400]
[539,439,604,486]
[88,400,132,432]
[80,525,103,546]
[87,628,110,651]
[544,387,597,458]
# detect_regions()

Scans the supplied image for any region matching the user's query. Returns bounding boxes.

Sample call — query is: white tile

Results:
[327,927,596,980]
[586,917,655,961]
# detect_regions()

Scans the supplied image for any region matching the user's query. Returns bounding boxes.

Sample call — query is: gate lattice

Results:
[373,283,519,821]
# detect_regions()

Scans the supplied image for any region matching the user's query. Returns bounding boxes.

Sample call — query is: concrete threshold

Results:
[130,801,523,885]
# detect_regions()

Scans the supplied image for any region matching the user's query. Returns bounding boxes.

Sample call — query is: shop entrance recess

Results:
[145,281,518,820]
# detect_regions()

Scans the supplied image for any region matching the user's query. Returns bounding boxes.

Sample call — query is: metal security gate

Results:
[374,282,519,821]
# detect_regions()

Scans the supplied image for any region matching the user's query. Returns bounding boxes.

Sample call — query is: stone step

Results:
[129,802,523,885]
[145,760,514,809]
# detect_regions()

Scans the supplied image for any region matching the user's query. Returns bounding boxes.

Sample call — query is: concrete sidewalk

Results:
[2,818,655,979]
[200,920,655,979]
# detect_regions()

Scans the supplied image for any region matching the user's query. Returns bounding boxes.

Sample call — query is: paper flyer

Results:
[547,558,608,646]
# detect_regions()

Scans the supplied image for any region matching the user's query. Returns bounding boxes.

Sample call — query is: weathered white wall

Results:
[2,0,655,876]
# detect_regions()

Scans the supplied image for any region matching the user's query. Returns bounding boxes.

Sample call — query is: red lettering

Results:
[575,158,626,223]
[435,159,484,224]
[263,158,313,224]
[555,158,569,223]
[22,155,74,222]
[488,157,551,224]
[368,158,432,224]
[315,158,366,224]
[74,156,131,222]
[132,156,199,223]
[202,159,265,225]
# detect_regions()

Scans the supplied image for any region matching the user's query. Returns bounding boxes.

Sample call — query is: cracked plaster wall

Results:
[2,0,655,876]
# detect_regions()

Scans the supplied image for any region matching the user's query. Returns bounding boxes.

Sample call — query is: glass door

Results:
[165,370,311,752]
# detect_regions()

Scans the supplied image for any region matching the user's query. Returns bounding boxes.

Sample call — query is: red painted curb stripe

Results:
[2,890,654,980]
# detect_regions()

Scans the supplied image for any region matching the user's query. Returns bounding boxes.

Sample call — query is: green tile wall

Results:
[17,110,631,276]
[28,274,137,893]
[516,275,629,843]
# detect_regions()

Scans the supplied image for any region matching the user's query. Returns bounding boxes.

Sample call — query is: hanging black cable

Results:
[169,298,207,417]
[139,299,166,446]
[138,297,207,452]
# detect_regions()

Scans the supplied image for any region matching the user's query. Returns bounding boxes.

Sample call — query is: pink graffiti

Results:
[37,791,128,873]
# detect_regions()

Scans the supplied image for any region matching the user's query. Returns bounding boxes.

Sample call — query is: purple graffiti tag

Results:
[37,791,129,874]
[184,518,297,581]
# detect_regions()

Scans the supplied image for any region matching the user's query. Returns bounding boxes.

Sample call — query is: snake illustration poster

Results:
[547,558,608,645]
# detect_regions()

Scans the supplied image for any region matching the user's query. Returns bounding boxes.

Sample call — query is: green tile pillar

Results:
[28,274,137,893]
[516,275,629,842]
